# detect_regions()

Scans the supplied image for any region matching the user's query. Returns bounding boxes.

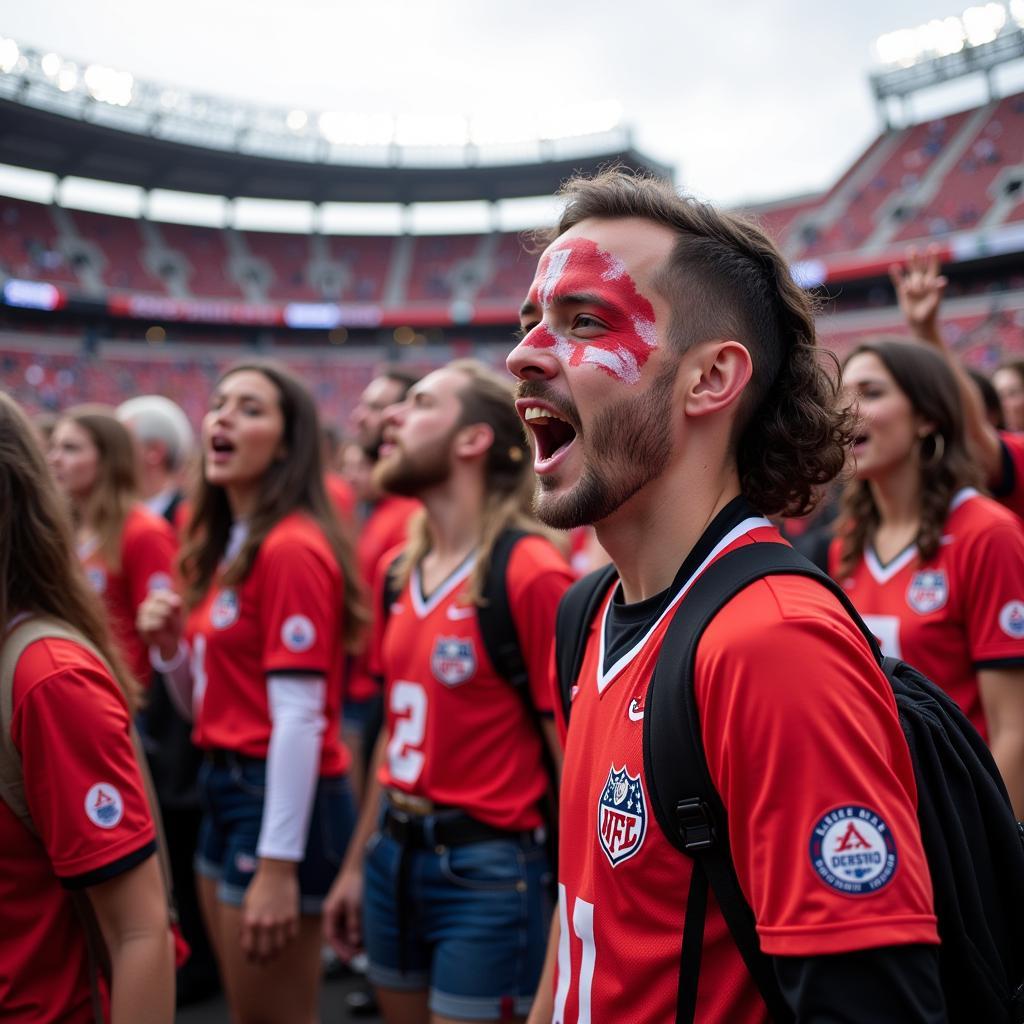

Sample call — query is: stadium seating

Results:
[0,197,80,286]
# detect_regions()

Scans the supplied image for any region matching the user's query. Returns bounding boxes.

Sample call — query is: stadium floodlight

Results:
[286,109,308,132]
[0,38,20,74]
[318,111,394,146]
[84,64,133,107]
[40,52,62,78]
[56,65,78,93]
[962,2,1006,45]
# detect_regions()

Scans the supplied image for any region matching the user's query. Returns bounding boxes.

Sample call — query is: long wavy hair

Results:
[389,359,560,603]
[178,361,367,650]
[836,339,981,577]
[59,406,138,571]
[0,393,140,709]
[543,168,853,518]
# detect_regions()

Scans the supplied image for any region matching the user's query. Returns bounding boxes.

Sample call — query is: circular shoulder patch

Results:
[281,614,317,653]
[809,806,897,895]
[85,783,124,829]
[999,600,1024,639]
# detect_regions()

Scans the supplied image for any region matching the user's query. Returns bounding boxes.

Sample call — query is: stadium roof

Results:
[0,40,672,204]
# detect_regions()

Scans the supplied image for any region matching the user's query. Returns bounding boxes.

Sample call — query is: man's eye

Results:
[573,314,604,331]
[516,323,539,340]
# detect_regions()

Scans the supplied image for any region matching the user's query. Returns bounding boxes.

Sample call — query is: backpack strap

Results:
[0,615,179,1023]
[554,563,619,724]
[645,541,868,1024]
[476,529,530,690]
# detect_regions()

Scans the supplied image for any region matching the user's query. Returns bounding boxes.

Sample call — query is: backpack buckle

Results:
[676,798,715,852]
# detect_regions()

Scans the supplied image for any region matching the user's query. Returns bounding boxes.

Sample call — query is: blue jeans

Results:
[363,816,553,1021]
[195,753,354,914]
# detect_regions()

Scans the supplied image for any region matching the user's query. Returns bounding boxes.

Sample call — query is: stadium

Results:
[3,5,1024,428]
[6,4,1024,1023]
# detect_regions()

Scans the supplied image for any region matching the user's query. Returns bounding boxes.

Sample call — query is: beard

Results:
[372,428,454,498]
[525,363,675,530]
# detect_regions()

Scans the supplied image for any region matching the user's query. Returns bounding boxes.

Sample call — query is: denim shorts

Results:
[194,753,354,915]
[363,814,553,1021]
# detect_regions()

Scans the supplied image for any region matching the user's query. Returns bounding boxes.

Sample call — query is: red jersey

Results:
[375,535,572,831]
[325,472,356,524]
[556,510,937,1024]
[185,512,349,775]
[829,488,1024,741]
[992,431,1024,520]
[346,494,419,704]
[0,636,156,1022]
[79,504,177,685]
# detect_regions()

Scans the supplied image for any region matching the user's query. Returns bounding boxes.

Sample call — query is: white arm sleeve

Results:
[257,673,327,862]
[149,641,193,721]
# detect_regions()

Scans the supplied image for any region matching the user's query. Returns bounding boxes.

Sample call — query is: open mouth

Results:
[210,435,236,455]
[521,403,578,467]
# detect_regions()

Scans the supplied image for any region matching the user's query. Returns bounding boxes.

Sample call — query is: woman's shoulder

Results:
[262,512,334,561]
[122,503,176,543]
[11,632,121,711]
[947,488,1024,537]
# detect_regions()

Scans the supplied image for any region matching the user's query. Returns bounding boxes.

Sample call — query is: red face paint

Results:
[523,238,659,385]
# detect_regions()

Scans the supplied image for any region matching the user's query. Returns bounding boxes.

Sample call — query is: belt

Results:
[203,749,264,769]
[382,802,542,850]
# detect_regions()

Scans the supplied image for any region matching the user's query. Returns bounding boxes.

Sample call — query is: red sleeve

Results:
[992,432,1024,520]
[955,516,1024,666]
[696,576,938,957]
[12,639,156,881]
[506,536,574,715]
[122,513,177,616]
[260,528,341,675]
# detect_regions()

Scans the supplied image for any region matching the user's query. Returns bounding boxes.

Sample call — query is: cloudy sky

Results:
[4,0,1019,219]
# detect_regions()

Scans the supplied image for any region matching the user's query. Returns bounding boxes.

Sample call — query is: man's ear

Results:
[683,340,753,419]
[453,422,495,461]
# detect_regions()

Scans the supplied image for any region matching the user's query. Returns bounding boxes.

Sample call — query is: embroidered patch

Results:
[86,567,107,595]
[146,572,173,593]
[999,600,1024,639]
[597,765,647,867]
[906,570,948,615]
[810,806,897,895]
[210,588,240,630]
[85,783,124,829]
[430,636,476,687]
[281,614,317,653]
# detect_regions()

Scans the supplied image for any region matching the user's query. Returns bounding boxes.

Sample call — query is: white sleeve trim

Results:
[257,673,327,862]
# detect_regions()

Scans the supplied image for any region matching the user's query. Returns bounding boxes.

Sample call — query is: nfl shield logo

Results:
[906,570,948,614]
[597,765,647,867]
[431,636,476,687]
[211,589,240,630]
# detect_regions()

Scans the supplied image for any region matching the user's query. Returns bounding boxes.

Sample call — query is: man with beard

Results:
[323,359,572,1024]
[508,172,944,1024]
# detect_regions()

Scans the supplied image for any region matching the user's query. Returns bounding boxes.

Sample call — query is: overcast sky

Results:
[5,0,1021,220]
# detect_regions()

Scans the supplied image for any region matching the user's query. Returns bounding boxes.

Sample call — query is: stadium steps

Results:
[384,234,415,307]
[50,205,106,296]
[863,102,996,252]
[224,228,270,303]
[979,165,1024,228]
[139,221,190,298]
[306,233,348,300]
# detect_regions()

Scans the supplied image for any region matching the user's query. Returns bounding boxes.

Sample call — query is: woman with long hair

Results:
[138,361,365,1024]
[831,339,1024,816]
[48,406,177,686]
[0,392,174,1022]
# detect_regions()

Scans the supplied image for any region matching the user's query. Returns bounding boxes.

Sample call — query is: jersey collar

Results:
[410,550,477,619]
[596,496,774,693]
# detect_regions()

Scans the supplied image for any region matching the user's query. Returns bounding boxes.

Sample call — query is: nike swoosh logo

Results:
[628,698,644,722]
[446,605,475,620]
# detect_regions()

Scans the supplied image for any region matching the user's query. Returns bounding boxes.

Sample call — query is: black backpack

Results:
[556,541,1024,1024]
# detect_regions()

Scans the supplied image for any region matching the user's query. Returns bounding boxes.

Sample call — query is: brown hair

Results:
[0,393,140,710]
[179,361,367,650]
[389,359,559,603]
[836,338,981,577]
[59,406,138,571]
[546,169,852,517]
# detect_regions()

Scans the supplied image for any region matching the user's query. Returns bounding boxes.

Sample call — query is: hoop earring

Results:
[921,432,945,467]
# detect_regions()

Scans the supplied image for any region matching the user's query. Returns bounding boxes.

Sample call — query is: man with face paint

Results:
[508,171,944,1024]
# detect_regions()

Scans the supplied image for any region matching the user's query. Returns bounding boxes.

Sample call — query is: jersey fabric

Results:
[828,488,1024,740]
[991,431,1024,520]
[79,504,177,685]
[375,535,572,831]
[0,636,157,1023]
[185,512,349,776]
[346,494,419,704]
[325,472,356,524]
[556,500,938,1024]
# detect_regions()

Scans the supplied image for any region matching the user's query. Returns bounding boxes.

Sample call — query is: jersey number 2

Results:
[387,680,427,784]
[553,886,595,1024]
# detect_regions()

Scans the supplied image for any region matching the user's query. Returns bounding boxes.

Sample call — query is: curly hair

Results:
[836,339,981,578]
[548,169,852,517]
